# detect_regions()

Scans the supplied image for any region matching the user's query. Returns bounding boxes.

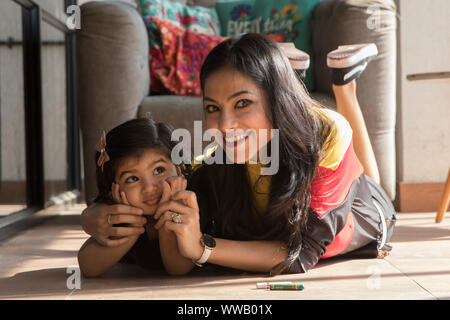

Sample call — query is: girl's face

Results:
[114,148,179,215]
[202,67,273,163]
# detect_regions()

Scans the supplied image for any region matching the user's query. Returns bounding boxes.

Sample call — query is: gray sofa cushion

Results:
[78,1,150,203]
[138,96,204,133]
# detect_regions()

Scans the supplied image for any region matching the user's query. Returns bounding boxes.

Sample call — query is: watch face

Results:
[202,234,216,248]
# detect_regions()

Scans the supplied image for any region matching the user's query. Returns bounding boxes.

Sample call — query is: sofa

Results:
[77,0,397,204]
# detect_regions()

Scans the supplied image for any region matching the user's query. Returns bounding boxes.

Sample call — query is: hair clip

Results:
[95,130,110,172]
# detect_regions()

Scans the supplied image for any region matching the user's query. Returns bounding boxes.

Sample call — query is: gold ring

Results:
[107,215,111,225]
[171,212,182,224]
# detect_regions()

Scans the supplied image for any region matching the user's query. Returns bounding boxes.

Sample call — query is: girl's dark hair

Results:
[94,118,191,204]
[194,33,333,275]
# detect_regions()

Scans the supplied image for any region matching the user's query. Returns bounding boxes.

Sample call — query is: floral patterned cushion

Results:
[150,17,225,96]
[139,0,222,93]
[150,16,286,96]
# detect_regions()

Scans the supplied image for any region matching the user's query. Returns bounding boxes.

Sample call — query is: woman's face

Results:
[114,148,179,215]
[202,67,273,163]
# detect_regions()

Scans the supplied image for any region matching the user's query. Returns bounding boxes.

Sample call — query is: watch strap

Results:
[193,245,213,267]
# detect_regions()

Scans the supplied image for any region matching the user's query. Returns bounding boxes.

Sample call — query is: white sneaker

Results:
[327,43,378,85]
[278,42,310,71]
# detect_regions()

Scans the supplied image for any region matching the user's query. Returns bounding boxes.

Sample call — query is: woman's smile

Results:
[224,131,250,147]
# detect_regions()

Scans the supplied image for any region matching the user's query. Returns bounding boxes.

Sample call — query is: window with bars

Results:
[0,0,80,241]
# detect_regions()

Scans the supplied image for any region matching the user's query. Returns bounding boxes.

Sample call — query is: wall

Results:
[396,0,450,211]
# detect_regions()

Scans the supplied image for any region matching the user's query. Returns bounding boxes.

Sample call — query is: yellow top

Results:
[244,107,352,215]
[246,162,272,215]
[315,107,353,170]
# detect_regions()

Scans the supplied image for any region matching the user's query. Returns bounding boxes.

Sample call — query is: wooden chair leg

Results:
[436,168,450,223]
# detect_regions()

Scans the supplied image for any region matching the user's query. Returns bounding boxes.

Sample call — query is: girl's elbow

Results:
[79,265,104,278]
[77,253,103,278]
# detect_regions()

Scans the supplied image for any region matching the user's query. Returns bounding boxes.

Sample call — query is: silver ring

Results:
[171,212,182,224]
[107,215,112,225]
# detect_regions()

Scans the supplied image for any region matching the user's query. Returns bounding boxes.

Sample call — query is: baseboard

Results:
[395,181,449,213]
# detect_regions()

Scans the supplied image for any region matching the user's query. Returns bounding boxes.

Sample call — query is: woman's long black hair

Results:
[94,118,191,204]
[192,33,333,275]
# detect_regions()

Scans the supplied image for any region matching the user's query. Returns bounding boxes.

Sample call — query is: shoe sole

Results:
[278,42,310,70]
[327,43,378,69]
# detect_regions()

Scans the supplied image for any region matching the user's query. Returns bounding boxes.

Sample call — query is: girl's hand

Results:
[153,190,203,260]
[165,175,188,199]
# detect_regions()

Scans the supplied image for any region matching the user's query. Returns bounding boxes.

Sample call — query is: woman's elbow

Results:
[166,269,191,276]
[165,265,194,276]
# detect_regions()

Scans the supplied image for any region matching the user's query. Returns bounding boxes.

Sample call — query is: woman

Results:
[81,33,395,275]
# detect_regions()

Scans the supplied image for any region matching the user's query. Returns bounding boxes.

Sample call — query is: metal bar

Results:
[22,5,45,208]
[407,72,450,81]
[41,8,72,33]
[0,62,2,188]
[0,40,66,47]
[65,0,81,193]
[15,0,72,34]
[13,0,35,9]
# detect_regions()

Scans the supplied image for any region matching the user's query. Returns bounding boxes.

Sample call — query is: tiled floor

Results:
[0,205,27,217]
[0,204,449,300]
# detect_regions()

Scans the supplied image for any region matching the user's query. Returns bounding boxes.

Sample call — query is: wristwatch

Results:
[193,234,216,267]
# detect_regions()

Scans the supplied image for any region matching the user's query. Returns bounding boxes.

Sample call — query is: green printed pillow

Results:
[215,0,319,91]
[139,0,221,49]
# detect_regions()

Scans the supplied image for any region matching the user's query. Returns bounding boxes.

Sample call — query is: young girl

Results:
[77,118,199,277]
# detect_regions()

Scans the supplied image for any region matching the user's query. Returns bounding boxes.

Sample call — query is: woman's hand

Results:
[156,177,196,275]
[154,177,188,237]
[80,184,146,247]
[154,189,203,261]
[112,182,157,239]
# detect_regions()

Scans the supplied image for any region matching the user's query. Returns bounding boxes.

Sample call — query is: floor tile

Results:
[0,205,448,300]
